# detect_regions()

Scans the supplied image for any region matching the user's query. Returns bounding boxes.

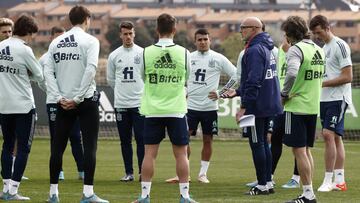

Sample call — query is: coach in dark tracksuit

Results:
[223,17,282,195]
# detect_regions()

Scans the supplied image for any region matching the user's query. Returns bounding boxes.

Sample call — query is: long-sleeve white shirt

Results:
[187,50,237,111]
[38,52,58,104]
[44,26,100,104]
[0,37,43,113]
[107,44,144,108]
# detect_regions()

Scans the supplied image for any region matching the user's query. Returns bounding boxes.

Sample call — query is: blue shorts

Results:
[320,100,348,136]
[283,112,317,148]
[187,109,218,136]
[143,116,189,146]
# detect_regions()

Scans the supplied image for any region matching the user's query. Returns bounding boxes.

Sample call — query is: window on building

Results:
[211,23,220,28]
[89,29,101,35]
[344,21,354,27]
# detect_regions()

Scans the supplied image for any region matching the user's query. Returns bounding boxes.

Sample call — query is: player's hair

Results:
[260,20,265,31]
[13,15,38,36]
[119,21,134,31]
[281,16,310,41]
[194,28,209,39]
[51,26,65,36]
[0,18,14,28]
[69,5,91,26]
[309,15,330,31]
[157,13,176,36]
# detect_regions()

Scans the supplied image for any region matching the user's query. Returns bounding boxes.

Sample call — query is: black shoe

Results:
[285,195,317,203]
[245,186,269,196]
[269,188,275,194]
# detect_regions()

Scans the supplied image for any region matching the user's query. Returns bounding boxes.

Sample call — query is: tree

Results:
[220,33,244,64]
[174,30,196,52]
[105,21,121,52]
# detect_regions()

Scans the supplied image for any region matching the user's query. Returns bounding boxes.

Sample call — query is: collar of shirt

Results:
[70,26,85,33]
[10,36,26,44]
[156,38,174,47]
[197,50,211,56]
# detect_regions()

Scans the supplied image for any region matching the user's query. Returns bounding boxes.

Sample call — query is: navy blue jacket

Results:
[236,32,282,118]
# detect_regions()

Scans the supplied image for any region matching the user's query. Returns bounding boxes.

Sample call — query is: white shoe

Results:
[246,180,258,187]
[165,176,179,183]
[198,175,210,183]
[317,182,333,192]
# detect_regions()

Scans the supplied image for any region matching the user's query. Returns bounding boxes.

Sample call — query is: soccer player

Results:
[281,16,324,203]
[166,28,237,184]
[132,13,197,203]
[0,14,43,200]
[44,5,108,203]
[223,17,282,195]
[0,18,13,41]
[38,26,85,181]
[310,15,352,192]
[107,21,144,182]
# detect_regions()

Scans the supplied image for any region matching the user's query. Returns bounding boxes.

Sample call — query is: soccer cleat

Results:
[282,179,300,189]
[179,195,198,203]
[332,182,347,191]
[268,188,275,194]
[285,195,317,203]
[245,180,258,187]
[166,176,179,183]
[120,174,134,182]
[198,175,210,183]
[317,182,333,192]
[6,193,30,201]
[22,176,29,180]
[245,186,269,196]
[80,194,109,203]
[78,171,84,180]
[46,194,60,203]
[0,191,8,200]
[132,195,150,203]
[59,171,65,180]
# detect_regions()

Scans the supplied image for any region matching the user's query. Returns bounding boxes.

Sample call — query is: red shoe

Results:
[332,182,347,191]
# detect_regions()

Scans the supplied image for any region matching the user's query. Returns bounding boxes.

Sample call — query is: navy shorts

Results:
[187,109,218,136]
[283,112,317,148]
[320,100,348,136]
[143,116,189,146]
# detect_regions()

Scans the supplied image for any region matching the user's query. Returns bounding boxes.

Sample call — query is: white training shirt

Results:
[44,26,100,104]
[0,37,43,114]
[38,52,58,104]
[107,44,144,108]
[321,36,352,104]
[187,50,237,111]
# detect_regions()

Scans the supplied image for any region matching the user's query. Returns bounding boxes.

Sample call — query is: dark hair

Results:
[281,16,310,41]
[51,26,65,36]
[0,18,13,28]
[69,5,91,26]
[13,15,38,36]
[194,28,209,39]
[260,20,265,31]
[119,21,134,31]
[157,13,176,36]
[309,15,330,31]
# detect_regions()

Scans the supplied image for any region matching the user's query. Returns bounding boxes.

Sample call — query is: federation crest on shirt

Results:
[191,60,196,65]
[208,59,216,68]
[134,55,141,64]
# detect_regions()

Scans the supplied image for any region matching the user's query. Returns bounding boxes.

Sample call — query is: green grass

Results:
[3,138,360,203]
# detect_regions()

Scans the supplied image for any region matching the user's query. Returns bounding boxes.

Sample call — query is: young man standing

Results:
[281,16,324,203]
[39,26,85,181]
[132,13,197,203]
[0,15,43,200]
[310,15,352,192]
[0,18,13,41]
[107,21,144,182]
[44,5,108,203]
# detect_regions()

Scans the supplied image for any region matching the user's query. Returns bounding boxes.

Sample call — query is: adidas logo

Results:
[311,50,324,65]
[154,52,176,69]
[57,34,78,48]
[98,91,116,122]
[0,46,13,61]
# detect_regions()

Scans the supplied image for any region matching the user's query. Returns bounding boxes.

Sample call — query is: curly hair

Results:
[281,16,310,42]
[13,15,38,36]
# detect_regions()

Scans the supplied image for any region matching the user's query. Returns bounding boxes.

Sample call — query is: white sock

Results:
[266,181,274,189]
[2,179,10,193]
[303,184,315,200]
[50,184,58,196]
[11,156,15,174]
[9,180,20,195]
[334,169,345,183]
[199,161,210,177]
[141,182,151,199]
[324,172,333,184]
[179,183,189,199]
[83,185,94,197]
[292,175,300,183]
[271,174,274,181]
[256,184,267,191]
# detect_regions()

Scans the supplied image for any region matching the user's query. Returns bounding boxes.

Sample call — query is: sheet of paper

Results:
[238,114,255,128]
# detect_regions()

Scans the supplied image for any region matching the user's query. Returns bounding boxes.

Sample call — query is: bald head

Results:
[242,17,262,28]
